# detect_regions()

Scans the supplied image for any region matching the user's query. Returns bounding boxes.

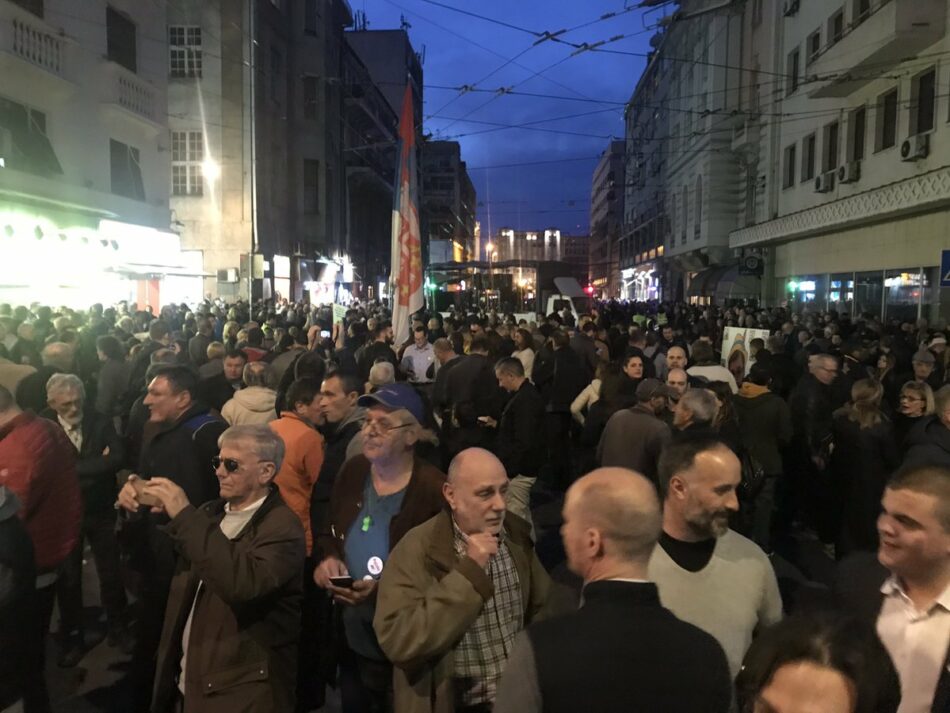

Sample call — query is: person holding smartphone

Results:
[313,384,445,713]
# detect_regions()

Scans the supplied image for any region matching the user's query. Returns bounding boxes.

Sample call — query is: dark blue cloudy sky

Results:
[359,0,666,235]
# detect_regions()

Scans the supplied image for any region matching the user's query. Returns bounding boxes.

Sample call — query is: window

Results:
[875,88,898,151]
[752,0,763,26]
[786,48,800,95]
[0,95,62,174]
[270,47,282,103]
[305,0,319,34]
[169,26,202,78]
[110,139,145,200]
[681,186,688,243]
[853,0,871,24]
[171,130,203,196]
[848,107,866,161]
[107,7,137,73]
[801,133,816,181]
[823,121,840,172]
[911,68,936,135]
[783,144,797,189]
[694,175,702,239]
[303,159,319,213]
[303,77,318,120]
[807,30,821,64]
[11,0,43,18]
[828,9,844,45]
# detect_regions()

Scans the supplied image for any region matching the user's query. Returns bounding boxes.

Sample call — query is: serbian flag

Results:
[390,83,424,347]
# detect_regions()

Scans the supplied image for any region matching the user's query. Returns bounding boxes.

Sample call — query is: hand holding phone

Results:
[329,575,355,589]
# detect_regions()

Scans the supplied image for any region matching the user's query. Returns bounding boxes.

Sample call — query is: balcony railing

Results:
[103,63,159,125]
[0,4,71,84]
[807,0,946,98]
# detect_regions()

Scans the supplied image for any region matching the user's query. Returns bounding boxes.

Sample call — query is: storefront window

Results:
[854,270,884,318]
[921,266,949,323]
[785,275,825,311]
[828,272,854,316]
[883,268,922,323]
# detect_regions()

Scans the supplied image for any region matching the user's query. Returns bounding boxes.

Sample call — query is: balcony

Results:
[807,0,945,98]
[0,2,76,97]
[100,61,162,133]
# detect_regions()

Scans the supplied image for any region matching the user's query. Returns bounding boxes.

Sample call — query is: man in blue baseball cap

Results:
[312,381,445,712]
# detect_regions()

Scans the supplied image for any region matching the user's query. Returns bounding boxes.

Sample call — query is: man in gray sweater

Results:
[648,437,782,678]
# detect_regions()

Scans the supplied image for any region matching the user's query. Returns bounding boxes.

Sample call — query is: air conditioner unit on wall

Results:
[217,268,239,283]
[814,171,835,193]
[838,161,860,184]
[901,134,930,161]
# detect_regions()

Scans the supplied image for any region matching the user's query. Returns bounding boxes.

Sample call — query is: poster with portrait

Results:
[721,327,770,382]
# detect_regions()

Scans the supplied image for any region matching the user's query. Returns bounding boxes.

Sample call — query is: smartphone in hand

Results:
[329,575,355,589]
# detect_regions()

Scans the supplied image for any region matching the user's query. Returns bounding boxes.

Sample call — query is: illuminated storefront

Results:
[0,210,205,309]
[622,264,660,302]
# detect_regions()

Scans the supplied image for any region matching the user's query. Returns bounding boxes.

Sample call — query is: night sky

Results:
[358,0,664,236]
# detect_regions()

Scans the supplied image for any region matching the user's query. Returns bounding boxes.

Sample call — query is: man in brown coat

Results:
[118,424,306,713]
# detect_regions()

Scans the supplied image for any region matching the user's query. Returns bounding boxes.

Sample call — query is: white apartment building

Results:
[731,0,950,321]
[625,0,760,304]
[0,0,199,308]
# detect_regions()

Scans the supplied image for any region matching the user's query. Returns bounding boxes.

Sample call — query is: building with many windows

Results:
[422,140,476,264]
[167,0,354,302]
[730,0,950,321]
[489,228,589,285]
[0,0,195,308]
[589,140,625,298]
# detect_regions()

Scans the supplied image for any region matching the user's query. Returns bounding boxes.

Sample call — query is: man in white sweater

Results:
[648,437,782,678]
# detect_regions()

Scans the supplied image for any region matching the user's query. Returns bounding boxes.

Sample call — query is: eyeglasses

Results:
[212,456,269,473]
[900,394,924,402]
[362,419,413,435]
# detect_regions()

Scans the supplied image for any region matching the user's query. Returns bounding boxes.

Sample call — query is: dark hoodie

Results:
[733,382,793,475]
[902,415,950,469]
[0,487,34,708]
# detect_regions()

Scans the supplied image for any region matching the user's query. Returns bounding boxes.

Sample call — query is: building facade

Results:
[421,140,476,264]
[624,0,762,305]
[0,0,195,309]
[730,0,950,321]
[589,139,625,298]
[489,228,589,284]
[167,0,353,303]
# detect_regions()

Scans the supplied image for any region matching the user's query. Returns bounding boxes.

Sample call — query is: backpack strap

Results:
[181,412,220,441]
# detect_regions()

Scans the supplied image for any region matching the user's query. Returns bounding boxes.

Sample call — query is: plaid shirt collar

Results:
[451,518,522,708]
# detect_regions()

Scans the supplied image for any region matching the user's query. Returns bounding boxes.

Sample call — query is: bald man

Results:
[494,468,731,713]
[374,448,552,713]
[648,438,782,679]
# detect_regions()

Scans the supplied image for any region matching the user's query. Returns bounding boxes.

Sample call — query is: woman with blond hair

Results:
[893,380,934,447]
[830,379,900,556]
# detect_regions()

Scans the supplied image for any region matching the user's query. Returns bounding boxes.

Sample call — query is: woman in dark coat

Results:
[830,379,900,557]
[892,380,934,448]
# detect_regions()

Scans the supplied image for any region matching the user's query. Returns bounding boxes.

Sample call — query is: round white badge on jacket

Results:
[367,556,384,576]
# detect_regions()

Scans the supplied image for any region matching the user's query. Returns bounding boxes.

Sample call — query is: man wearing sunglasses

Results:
[120,424,306,713]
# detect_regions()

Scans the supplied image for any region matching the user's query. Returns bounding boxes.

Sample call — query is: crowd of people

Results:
[0,295,948,713]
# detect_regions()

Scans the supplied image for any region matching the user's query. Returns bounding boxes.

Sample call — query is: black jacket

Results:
[40,409,125,523]
[14,365,60,413]
[494,381,546,478]
[733,387,793,475]
[902,415,950,469]
[516,581,731,713]
[125,404,228,581]
[789,374,838,459]
[830,412,900,555]
[200,372,242,413]
[356,341,398,382]
[431,355,462,418]
[445,353,499,426]
[569,333,599,380]
[533,347,587,413]
[834,554,950,713]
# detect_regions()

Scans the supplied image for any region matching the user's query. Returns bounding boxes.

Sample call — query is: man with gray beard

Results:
[648,438,782,679]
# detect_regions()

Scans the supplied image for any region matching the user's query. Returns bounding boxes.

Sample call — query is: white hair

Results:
[46,373,85,399]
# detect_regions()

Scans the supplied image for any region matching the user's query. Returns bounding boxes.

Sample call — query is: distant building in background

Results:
[0,0,194,309]
[589,139,625,298]
[168,0,353,302]
[489,228,588,284]
[421,140,476,264]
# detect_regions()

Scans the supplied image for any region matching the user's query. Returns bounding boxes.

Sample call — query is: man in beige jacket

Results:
[373,448,552,713]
